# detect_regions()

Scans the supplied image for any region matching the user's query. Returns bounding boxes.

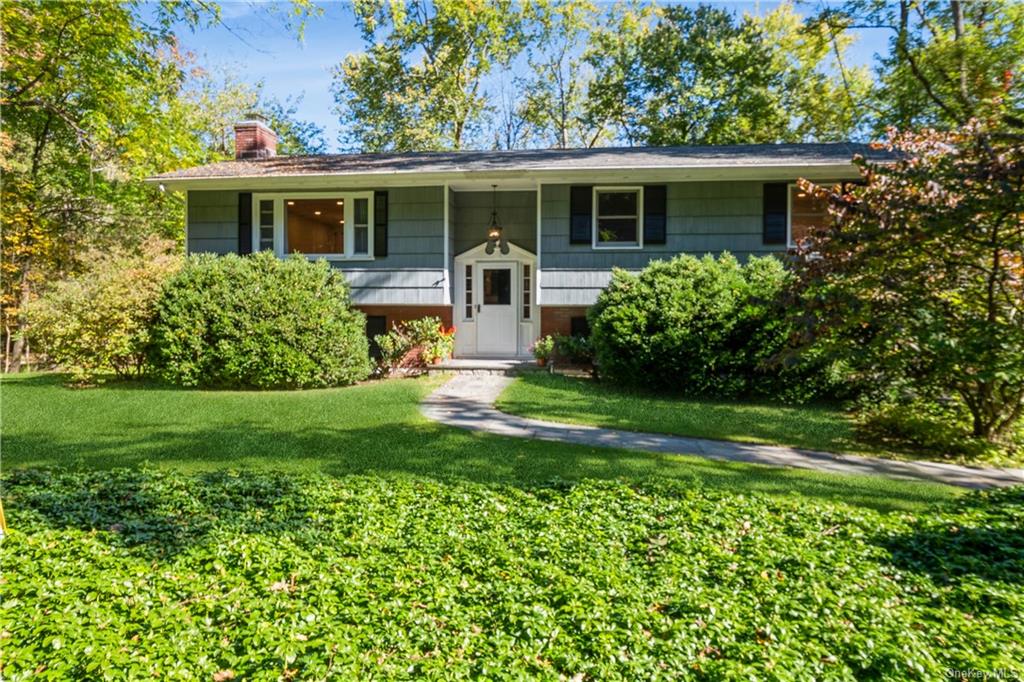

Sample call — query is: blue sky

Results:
[171,1,892,152]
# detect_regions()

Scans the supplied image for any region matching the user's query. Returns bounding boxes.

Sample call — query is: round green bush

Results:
[588,253,831,401]
[148,252,371,389]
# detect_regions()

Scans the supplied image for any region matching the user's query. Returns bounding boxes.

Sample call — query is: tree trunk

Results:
[7,263,32,373]
[951,1,968,102]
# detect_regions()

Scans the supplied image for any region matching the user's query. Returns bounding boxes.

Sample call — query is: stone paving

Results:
[421,374,1024,490]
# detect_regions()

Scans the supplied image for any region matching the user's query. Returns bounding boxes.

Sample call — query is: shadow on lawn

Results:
[5,467,317,559]
[4,413,955,515]
[876,486,1024,587]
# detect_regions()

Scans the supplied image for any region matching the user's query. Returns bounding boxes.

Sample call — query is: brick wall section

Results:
[234,121,277,159]
[356,305,453,330]
[540,306,590,337]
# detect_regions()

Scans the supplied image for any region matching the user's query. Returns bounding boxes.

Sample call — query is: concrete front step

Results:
[426,357,543,376]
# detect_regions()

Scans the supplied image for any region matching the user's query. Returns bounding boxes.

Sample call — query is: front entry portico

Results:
[453,241,538,358]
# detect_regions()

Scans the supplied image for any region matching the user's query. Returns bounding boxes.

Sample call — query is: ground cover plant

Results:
[148,252,370,389]
[2,468,1021,680]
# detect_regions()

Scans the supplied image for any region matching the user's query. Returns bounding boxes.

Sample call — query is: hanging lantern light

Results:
[487,184,503,242]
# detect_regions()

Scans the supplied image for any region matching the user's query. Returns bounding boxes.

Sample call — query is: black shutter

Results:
[643,185,667,245]
[763,183,788,245]
[238,192,252,255]
[569,185,592,244]
[374,191,388,258]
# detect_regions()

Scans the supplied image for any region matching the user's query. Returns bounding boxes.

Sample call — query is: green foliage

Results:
[554,333,594,366]
[333,0,527,151]
[516,0,610,149]
[0,1,319,371]
[1,372,958,512]
[854,397,1022,467]
[530,334,555,361]
[797,122,1024,444]
[2,467,1021,679]
[26,239,181,383]
[589,253,833,401]
[586,3,870,145]
[373,316,452,373]
[829,0,1024,133]
[148,252,370,389]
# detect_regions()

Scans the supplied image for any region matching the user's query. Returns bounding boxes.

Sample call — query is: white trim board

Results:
[153,165,865,192]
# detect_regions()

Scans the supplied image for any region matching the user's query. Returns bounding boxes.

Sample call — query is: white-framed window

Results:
[593,186,643,249]
[464,264,473,320]
[787,183,832,248]
[251,192,374,260]
[522,263,532,320]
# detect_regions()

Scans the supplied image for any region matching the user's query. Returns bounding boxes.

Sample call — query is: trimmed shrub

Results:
[148,252,370,389]
[589,253,833,401]
[27,238,181,383]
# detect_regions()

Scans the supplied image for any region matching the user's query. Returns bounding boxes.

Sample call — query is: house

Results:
[150,118,887,358]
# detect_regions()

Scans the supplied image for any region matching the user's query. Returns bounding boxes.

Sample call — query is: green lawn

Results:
[4,373,1022,679]
[498,372,877,455]
[1,372,957,513]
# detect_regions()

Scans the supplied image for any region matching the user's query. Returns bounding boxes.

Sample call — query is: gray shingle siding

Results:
[187,190,239,255]
[186,186,446,305]
[452,190,537,256]
[187,180,795,309]
[539,182,785,305]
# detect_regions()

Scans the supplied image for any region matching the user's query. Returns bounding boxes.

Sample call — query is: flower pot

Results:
[537,357,547,367]
[432,356,442,365]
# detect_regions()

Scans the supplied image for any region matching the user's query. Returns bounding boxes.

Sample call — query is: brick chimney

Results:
[234,114,277,160]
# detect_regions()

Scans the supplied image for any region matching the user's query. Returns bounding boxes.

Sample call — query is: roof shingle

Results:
[151,143,891,181]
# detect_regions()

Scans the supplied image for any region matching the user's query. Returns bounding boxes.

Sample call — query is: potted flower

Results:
[530,335,555,367]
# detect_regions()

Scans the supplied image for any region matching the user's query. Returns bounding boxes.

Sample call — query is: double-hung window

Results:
[252,192,374,260]
[593,187,643,248]
[787,183,833,247]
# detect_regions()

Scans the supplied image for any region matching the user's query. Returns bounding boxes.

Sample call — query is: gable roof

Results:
[153,143,889,183]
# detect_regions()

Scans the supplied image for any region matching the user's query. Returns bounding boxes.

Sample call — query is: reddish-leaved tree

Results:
[796,121,1024,443]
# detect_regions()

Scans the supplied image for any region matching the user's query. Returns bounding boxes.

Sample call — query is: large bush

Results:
[26,238,181,383]
[589,253,831,400]
[148,252,370,389]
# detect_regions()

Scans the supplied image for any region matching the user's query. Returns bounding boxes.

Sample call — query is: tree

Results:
[517,0,610,149]
[0,1,320,371]
[796,121,1024,443]
[332,0,526,151]
[174,65,326,158]
[826,1,1024,133]
[0,0,202,370]
[587,3,871,145]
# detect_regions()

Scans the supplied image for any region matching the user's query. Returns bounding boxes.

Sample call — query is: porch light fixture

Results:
[485,184,510,255]
[487,185,503,241]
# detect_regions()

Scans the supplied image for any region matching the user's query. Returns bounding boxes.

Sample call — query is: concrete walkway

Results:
[421,374,1024,489]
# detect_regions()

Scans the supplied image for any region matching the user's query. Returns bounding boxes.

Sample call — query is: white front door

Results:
[476,262,518,355]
